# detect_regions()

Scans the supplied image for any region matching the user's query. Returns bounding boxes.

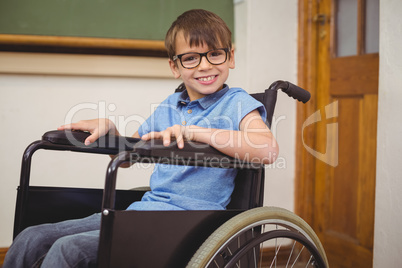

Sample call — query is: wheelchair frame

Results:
[12,81,328,267]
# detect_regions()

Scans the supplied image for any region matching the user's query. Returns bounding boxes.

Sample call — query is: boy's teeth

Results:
[198,76,215,81]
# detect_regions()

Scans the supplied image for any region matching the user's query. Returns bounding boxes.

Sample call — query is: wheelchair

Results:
[13,81,329,267]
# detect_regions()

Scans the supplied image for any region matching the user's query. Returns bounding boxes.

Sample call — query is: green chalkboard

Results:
[0,0,234,41]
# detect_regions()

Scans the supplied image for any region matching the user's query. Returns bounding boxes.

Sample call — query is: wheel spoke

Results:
[227,246,233,256]
[305,255,314,268]
[269,238,283,268]
[291,245,304,268]
[286,240,297,268]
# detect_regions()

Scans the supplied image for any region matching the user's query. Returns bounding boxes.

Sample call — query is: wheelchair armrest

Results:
[133,139,224,160]
[131,139,261,169]
[42,130,141,154]
[42,130,261,169]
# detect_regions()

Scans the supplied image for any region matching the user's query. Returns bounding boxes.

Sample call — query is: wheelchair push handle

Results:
[269,80,311,103]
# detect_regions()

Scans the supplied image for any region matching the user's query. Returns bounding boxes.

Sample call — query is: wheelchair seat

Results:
[12,81,329,267]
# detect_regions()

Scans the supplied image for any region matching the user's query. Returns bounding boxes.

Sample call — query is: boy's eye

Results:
[182,54,199,62]
[209,50,224,57]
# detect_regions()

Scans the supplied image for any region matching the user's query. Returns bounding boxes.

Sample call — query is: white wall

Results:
[0,0,298,247]
[231,0,298,211]
[373,0,402,266]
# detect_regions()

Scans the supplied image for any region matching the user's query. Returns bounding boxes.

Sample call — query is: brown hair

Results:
[165,9,232,60]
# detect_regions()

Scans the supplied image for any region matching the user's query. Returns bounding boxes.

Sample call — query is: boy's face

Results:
[169,31,235,101]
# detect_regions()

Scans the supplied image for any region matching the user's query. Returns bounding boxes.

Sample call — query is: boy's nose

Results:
[198,55,212,70]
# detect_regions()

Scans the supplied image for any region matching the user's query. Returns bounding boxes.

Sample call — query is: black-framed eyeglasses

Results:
[173,48,229,69]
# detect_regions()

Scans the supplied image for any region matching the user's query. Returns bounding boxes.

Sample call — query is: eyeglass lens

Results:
[180,49,227,68]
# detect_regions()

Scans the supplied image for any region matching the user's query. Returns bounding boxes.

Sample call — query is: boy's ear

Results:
[229,48,235,69]
[169,59,181,79]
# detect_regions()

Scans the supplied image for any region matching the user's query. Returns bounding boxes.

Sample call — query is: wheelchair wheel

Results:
[187,206,329,268]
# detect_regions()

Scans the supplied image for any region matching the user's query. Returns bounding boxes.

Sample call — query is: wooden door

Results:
[296,0,379,267]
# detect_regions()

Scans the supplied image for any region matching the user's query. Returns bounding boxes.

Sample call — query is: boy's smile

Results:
[169,32,235,101]
[197,75,217,83]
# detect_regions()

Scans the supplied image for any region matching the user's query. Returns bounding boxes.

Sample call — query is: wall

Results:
[0,0,298,247]
[232,0,298,211]
[373,0,402,266]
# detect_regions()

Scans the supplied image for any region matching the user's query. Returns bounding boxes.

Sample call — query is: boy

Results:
[4,9,278,267]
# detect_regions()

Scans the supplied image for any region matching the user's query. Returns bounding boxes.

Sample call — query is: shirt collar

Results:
[177,84,230,109]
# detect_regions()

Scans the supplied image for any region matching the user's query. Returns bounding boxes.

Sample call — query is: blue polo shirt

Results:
[127,85,266,211]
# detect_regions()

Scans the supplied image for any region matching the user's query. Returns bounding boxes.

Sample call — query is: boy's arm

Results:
[59,119,141,167]
[132,131,141,139]
[141,109,279,165]
[59,119,141,143]
[58,118,120,145]
[194,109,278,164]
[59,119,141,141]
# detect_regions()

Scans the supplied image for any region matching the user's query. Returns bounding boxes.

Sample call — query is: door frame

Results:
[295,0,319,225]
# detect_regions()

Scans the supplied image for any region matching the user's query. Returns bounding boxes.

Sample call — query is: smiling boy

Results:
[4,9,278,267]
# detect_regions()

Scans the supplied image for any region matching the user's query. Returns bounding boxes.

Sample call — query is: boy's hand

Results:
[58,118,117,146]
[141,125,197,149]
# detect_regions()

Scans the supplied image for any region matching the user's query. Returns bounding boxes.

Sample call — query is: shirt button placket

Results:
[183,108,193,126]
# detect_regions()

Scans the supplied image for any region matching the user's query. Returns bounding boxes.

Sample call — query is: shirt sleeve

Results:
[137,98,168,137]
[137,92,181,137]
[231,89,267,129]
